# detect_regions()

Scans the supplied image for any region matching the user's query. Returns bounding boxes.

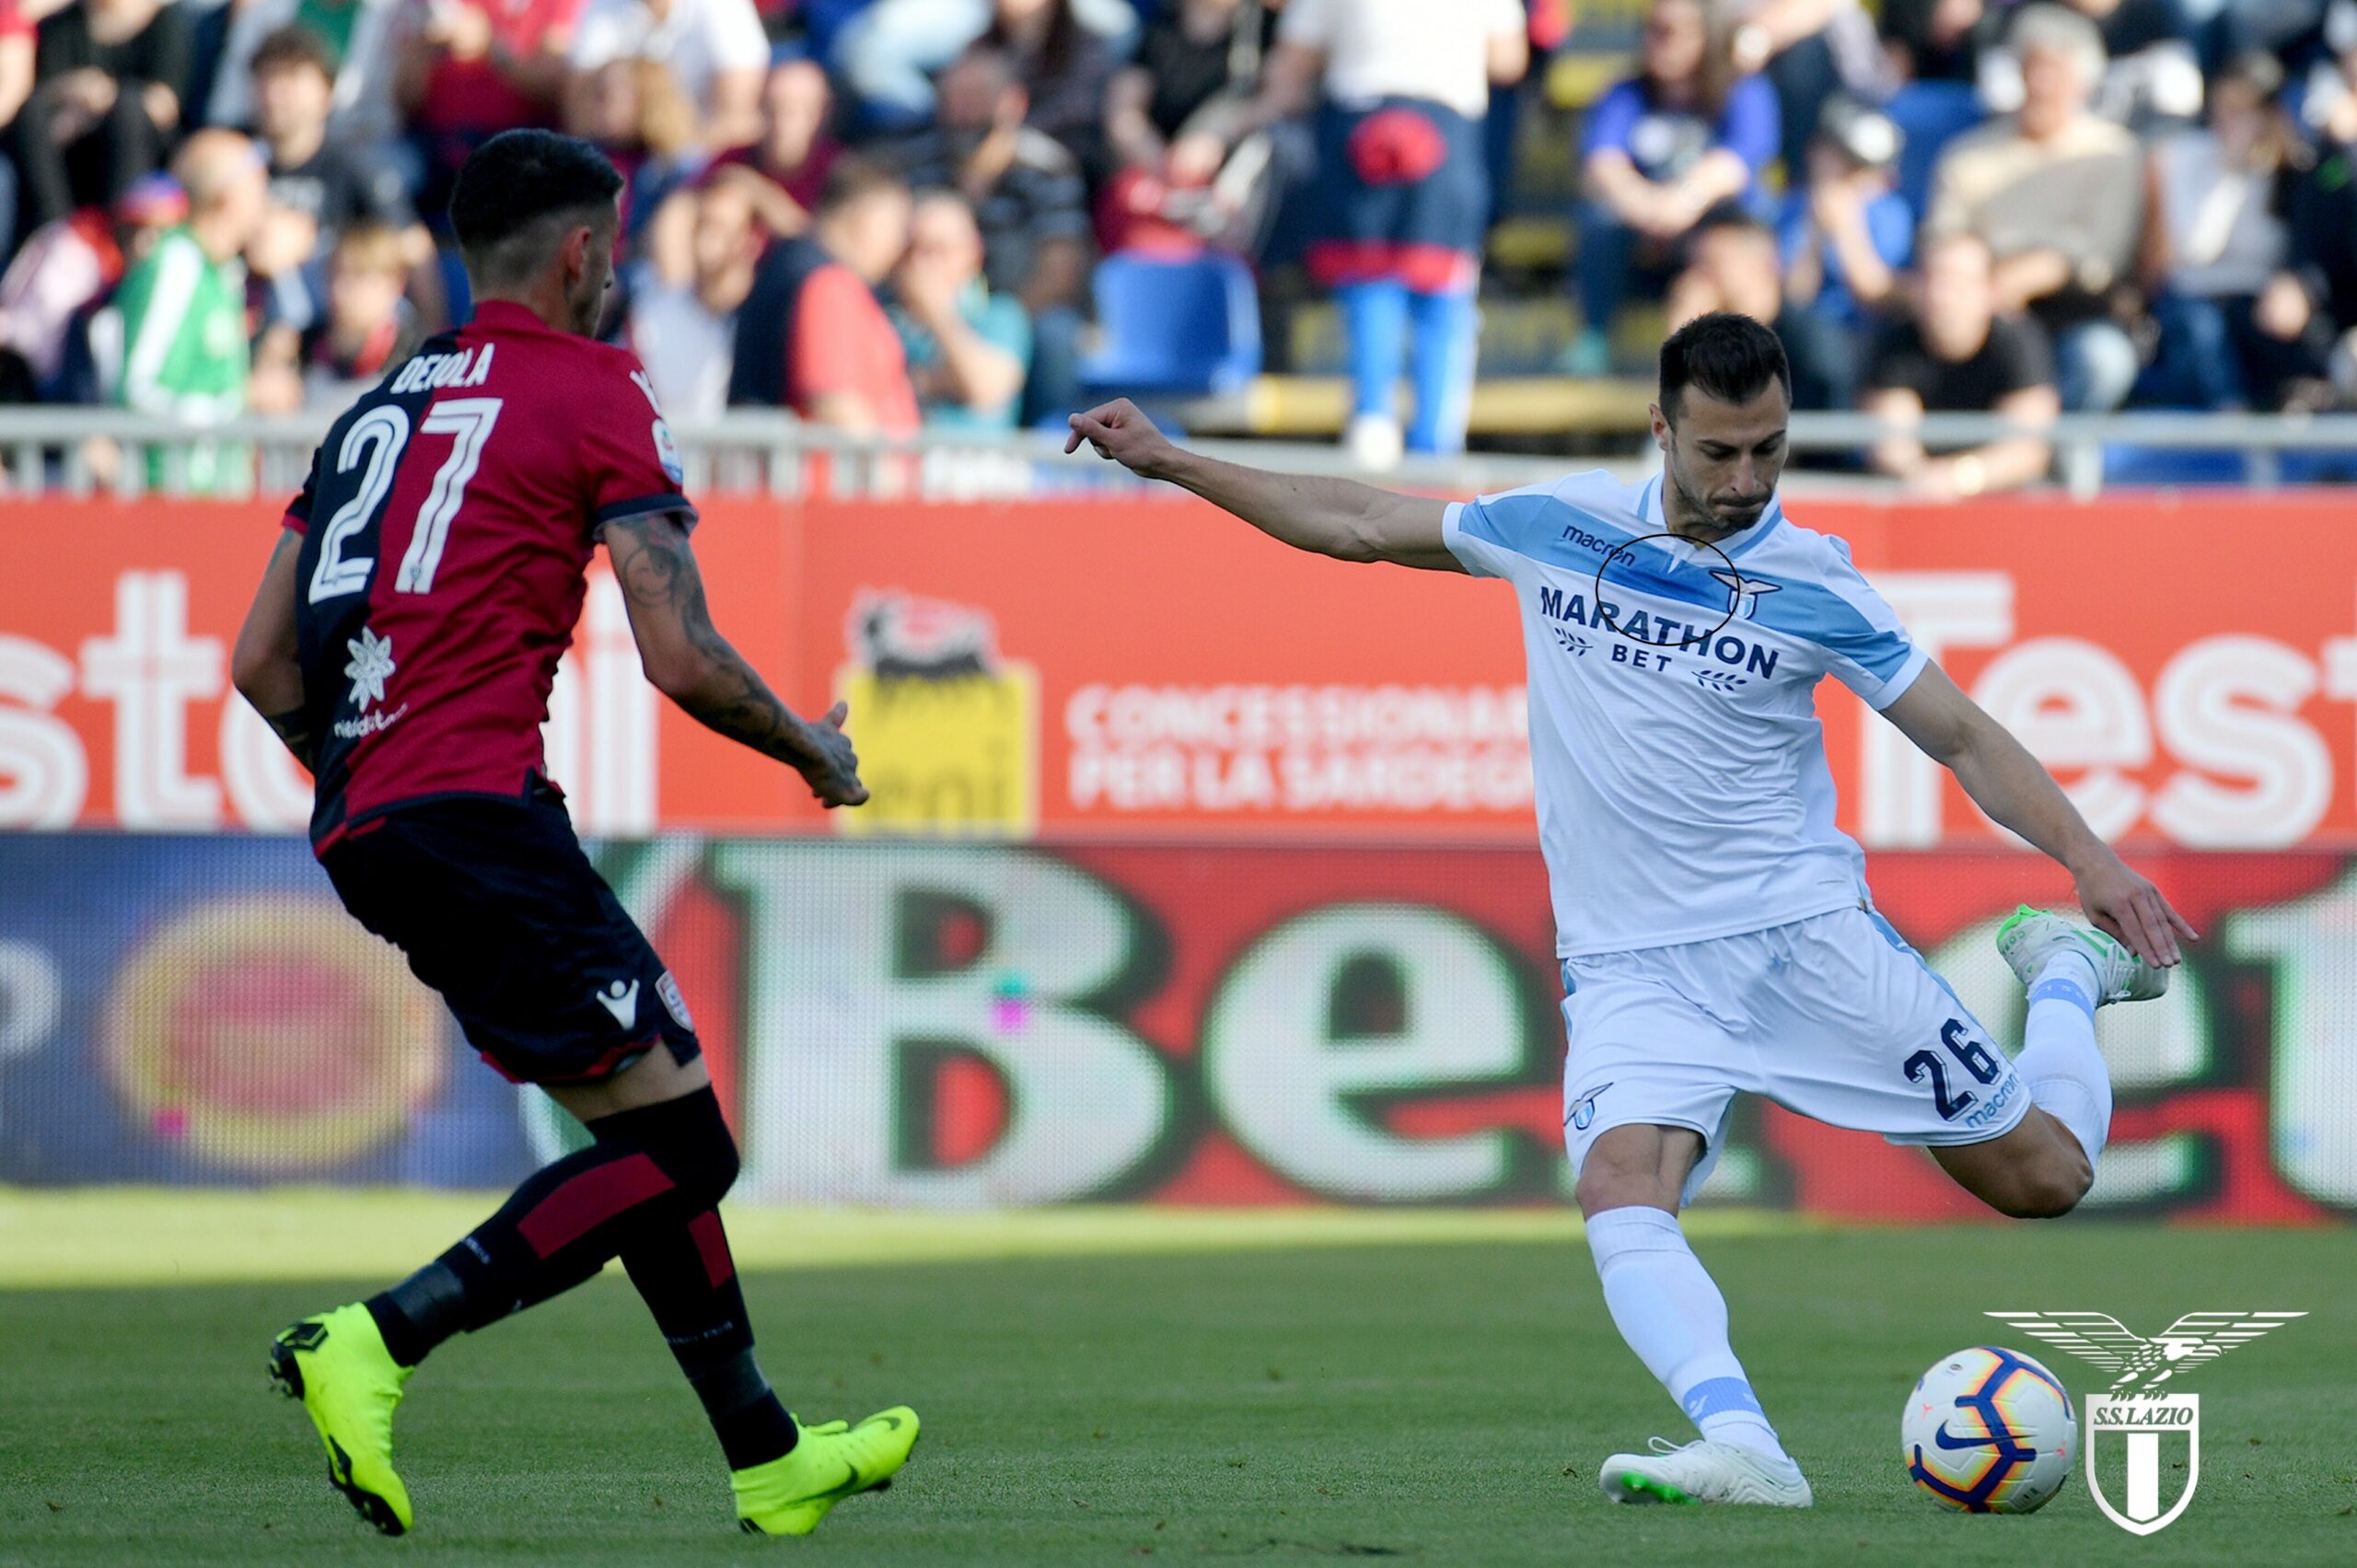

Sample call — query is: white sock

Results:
[1585,1205,1790,1464]
[2015,951,2111,1164]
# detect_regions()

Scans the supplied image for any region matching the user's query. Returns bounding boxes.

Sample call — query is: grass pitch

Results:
[0,1200,2350,1567]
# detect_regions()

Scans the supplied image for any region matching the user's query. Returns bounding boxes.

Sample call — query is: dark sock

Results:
[362,1088,741,1365]
[365,1260,468,1368]
[622,1209,798,1469]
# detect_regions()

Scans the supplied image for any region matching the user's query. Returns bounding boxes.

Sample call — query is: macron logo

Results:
[595,980,640,1031]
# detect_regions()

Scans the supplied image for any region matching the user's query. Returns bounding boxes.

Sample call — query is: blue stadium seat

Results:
[1079,252,1263,399]
[2099,445,2249,486]
[2278,449,2357,484]
[1886,82,1985,217]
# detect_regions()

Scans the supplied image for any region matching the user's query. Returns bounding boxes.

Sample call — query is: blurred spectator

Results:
[893,48,1086,303]
[1724,0,1887,174]
[1247,0,1527,463]
[392,0,581,221]
[641,56,839,288]
[720,56,841,225]
[17,0,192,230]
[206,0,402,145]
[0,0,33,261]
[0,169,181,401]
[250,23,439,330]
[245,167,322,353]
[1924,5,2144,410]
[1862,231,2060,496]
[252,217,420,412]
[978,0,1117,165]
[1666,204,1785,328]
[1567,0,1779,377]
[1778,95,1910,409]
[727,152,919,433]
[2289,4,2357,386]
[629,168,762,418]
[1100,0,1284,255]
[890,43,1088,415]
[569,0,769,150]
[2138,52,2329,408]
[890,187,1029,428]
[1878,0,1990,84]
[564,55,702,244]
[2056,0,2202,126]
[833,0,1133,137]
[96,129,268,492]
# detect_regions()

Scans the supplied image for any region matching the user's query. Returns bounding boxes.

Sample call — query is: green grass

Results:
[1,1216,2351,1566]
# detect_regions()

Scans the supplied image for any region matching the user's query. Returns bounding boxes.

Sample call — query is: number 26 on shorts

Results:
[1904,1018,2003,1121]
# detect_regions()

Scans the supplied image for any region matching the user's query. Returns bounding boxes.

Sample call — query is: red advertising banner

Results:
[4,830,2348,1222]
[9,491,2357,848]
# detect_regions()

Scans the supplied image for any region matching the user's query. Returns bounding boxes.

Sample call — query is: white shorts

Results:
[1560,905,2029,1206]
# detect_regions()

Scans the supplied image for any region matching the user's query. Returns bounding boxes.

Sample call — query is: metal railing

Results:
[1782,411,2357,498]
[4,408,2357,501]
[0,409,1591,503]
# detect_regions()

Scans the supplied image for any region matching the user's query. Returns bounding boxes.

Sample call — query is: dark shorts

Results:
[322,787,701,1086]
[1306,97,1489,293]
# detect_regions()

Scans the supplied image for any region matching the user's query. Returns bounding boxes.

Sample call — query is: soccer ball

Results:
[1902,1345,2075,1514]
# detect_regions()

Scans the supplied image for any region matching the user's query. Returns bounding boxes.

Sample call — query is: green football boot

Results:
[733,1406,921,1537]
[1995,904,2169,1005]
[268,1304,414,1535]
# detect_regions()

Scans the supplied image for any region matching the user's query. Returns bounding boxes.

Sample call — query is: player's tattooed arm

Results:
[231,528,316,772]
[263,709,319,772]
[602,512,870,807]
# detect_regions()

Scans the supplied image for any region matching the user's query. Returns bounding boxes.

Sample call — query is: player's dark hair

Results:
[1658,311,1791,424]
[251,23,335,79]
[448,130,624,285]
[815,152,911,218]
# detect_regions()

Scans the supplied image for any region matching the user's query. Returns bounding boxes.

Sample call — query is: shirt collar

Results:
[467,299,559,335]
[1642,470,1783,560]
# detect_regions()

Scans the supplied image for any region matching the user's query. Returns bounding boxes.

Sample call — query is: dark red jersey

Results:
[286,300,695,850]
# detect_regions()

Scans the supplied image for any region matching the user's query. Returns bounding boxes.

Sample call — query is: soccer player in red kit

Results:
[229,129,920,1539]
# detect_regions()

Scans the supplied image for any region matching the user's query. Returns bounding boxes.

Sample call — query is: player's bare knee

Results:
[1575,1125,1692,1217]
[1576,1164,1660,1217]
[1987,1153,2091,1220]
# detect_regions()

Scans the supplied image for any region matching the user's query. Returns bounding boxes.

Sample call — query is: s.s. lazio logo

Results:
[1710,569,1782,621]
[1565,1082,1614,1132]
[1984,1310,2307,1535]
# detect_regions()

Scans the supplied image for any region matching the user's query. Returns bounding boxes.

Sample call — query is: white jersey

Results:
[1445,470,1927,959]
[1278,0,1527,120]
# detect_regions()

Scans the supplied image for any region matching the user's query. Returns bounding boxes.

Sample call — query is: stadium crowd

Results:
[6,0,2357,491]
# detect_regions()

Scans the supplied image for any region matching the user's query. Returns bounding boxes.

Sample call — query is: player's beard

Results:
[1666,447,1771,541]
[565,269,605,337]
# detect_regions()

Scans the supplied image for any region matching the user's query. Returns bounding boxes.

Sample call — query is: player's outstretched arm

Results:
[230,529,318,771]
[1883,662,2197,965]
[601,512,868,808]
[1066,400,1462,572]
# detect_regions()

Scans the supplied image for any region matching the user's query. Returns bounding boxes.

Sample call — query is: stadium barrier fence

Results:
[6,410,2357,499]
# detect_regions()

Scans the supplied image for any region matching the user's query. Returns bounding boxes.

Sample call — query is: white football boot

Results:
[1598,1437,1814,1507]
[1994,904,2169,1005]
[1343,412,1404,471]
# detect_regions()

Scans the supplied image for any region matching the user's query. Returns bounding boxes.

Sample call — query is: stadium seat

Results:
[1176,373,1655,438]
[1886,82,1985,217]
[2098,444,2249,486]
[2274,449,2357,484]
[1079,251,1263,400]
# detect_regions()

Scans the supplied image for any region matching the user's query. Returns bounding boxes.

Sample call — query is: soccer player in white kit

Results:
[1067,312,2197,1508]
